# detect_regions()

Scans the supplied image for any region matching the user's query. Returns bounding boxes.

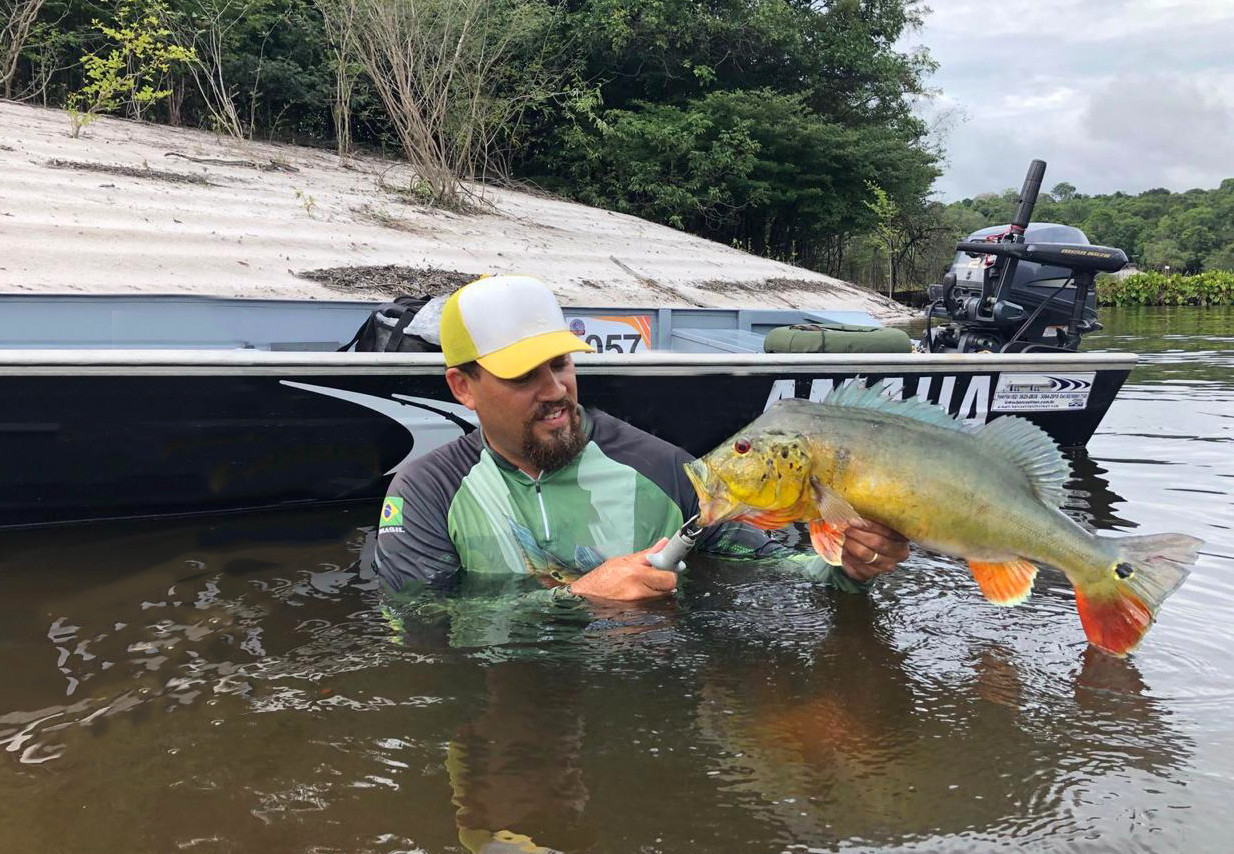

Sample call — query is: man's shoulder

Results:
[588,408,692,464]
[584,407,694,504]
[389,429,485,503]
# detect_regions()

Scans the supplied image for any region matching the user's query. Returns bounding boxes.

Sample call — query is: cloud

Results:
[908,0,1234,198]
[1084,73,1234,189]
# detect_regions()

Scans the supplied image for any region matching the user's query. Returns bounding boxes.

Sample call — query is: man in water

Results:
[375,274,909,602]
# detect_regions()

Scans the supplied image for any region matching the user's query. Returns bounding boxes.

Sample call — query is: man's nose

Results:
[534,364,567,398]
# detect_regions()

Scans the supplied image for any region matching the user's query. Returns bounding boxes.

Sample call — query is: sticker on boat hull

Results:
[991,373,1095,411]
[568,315,653,352]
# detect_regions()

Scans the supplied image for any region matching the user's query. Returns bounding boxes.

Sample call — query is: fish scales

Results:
[685,384,1203,656]
[797,403,1103,569]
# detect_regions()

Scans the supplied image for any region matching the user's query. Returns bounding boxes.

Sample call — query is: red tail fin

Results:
[1072,533,1200,656]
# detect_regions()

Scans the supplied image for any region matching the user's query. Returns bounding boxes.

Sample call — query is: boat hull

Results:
[0,351,1131,528]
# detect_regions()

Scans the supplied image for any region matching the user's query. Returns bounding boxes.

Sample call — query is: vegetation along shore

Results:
[0,0,1230,300]
[1098,271,1234,307]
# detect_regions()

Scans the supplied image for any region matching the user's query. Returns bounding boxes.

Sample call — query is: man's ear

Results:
[445,367,478,410]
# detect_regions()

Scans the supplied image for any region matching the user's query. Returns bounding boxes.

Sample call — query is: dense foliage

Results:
[1098,271,1234,307]
[2,0,1229,298]
[948,179,1234,276]
[2,0,939,278]
[517,0,939,271]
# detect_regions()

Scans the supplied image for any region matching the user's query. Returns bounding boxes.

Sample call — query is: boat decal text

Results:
[990,373,1095,412]
[569,315,653,353]
[765,375,993,424]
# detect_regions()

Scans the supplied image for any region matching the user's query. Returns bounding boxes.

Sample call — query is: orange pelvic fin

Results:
[1073,586,1153,657]
[735,507,802,530]
[969,559,1038,606]
[809,520,848,566]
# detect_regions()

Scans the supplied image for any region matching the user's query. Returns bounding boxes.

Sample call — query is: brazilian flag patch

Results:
[379,497,404,527]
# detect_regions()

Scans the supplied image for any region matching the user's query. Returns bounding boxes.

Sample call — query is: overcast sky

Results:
[904,0,1234,200]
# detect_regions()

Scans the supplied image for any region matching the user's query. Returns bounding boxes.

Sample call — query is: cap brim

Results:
[476,330,596,379]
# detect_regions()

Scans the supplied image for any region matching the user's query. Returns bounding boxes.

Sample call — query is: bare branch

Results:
[338,0,562,209]
[0,0,47,99]
[161,0,252,138]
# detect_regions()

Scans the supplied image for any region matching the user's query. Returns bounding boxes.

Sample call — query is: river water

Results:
[1,306,1232,853]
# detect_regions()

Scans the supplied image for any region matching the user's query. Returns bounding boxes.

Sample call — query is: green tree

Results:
[865,181,899,297]
[1050,181,1077,202]
[537,86,936,272]
[1141,236,1188,272]
[66,0,195,136]
[1205,243,1234,272]
[517,0,937,274]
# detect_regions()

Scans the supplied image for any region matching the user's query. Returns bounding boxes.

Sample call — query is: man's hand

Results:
[840,519,910,583]
[566,538,678,602]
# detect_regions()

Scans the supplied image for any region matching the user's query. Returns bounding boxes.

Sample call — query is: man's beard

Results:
[522,401,586,472]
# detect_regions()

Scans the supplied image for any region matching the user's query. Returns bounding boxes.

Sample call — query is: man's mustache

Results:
[528,399,576,423]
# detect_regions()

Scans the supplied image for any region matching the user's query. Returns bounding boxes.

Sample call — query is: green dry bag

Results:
[762,322,912,354]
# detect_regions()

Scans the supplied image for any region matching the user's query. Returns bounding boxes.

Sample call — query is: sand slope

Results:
[0,101,912,319]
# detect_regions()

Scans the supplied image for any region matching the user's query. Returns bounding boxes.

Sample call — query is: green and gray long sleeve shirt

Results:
[375,408,865,596]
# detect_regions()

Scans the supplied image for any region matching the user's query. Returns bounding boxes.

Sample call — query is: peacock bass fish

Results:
[684,382,1202,656]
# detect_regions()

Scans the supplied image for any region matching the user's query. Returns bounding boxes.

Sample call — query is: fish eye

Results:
[733,437,752,454]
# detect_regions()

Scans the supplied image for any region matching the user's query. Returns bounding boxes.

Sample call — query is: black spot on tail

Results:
[1115,562,1134,579]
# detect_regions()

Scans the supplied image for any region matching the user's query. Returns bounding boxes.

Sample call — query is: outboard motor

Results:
[924,160,1128,353]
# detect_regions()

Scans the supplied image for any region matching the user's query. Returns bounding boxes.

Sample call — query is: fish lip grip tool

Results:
[647,514,703,572]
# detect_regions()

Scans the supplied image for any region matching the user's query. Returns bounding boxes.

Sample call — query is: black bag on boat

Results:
[338,295,439,353]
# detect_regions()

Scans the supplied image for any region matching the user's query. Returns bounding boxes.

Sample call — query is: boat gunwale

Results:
[0,349,1139,377]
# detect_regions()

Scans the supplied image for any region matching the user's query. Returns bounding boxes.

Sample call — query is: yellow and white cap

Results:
[439,275,595,379]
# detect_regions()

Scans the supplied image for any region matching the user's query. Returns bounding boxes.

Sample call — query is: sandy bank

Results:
[0,101,913,320]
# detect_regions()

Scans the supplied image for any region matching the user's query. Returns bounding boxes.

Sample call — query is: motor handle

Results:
[1010,159,1047,234]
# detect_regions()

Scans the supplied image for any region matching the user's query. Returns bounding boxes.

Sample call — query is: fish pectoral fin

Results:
[806,480,862,565]
[808,519,847,566]
[809,479,861,526]
[735,508,802,530]
[969,558,1038,606]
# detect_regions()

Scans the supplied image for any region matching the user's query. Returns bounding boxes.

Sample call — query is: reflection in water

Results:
[2,307,1234,852]
[687,562,1188,848]
[1087,305,1234,387]
[1064,451,1136,531]
[448,663,589,853]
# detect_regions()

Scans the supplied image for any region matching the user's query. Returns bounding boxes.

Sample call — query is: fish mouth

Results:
[684,459,744,526]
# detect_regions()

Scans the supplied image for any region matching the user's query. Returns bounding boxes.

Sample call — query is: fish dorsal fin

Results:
[822,381,965,431]
[970,416,1070,507]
